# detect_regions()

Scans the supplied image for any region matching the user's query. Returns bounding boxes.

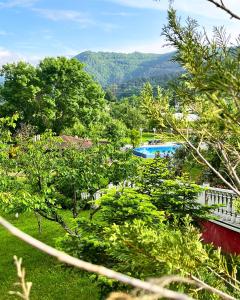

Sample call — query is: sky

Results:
[0,0,239,65]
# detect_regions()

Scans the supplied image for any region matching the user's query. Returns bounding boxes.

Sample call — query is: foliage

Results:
[105,219,240,299]
[105,218,208,277]
[103,119,127,146]
[141,9,240,196]
[129,129,140,148]
[0,130,141,232]
[58,188,240,299]
[56,144,111,215]
[76,51,181,87]
[108,150,140,186]
[140,82,166,130]
[0,131,76,234]
[115,73,179,98]
[96,188,164,225]
[57,188,163,267]
[0,57,106,134]
[136,158,215,219]
[109,96,147,130]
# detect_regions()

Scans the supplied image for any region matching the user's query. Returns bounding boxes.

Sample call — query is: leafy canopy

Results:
[0,57,106,134]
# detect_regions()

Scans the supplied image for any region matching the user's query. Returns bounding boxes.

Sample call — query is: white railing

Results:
[83,182,240,228]
[198,186,240,226]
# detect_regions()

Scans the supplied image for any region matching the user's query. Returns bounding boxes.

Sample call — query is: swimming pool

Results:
[133,144,180,158]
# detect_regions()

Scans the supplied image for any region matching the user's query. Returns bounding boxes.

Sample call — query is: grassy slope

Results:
[0,212,99,300]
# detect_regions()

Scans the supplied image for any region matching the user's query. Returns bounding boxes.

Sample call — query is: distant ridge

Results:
[75,51,182,97]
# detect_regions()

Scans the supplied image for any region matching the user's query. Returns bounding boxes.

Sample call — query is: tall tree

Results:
[0,57,106,134]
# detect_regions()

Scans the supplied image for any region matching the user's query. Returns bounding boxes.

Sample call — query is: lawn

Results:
[141,131,183,143]
[0,212,100,300]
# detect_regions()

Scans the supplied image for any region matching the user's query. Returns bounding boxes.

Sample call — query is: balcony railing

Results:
[198,186,240,228]
[81,182,240,230]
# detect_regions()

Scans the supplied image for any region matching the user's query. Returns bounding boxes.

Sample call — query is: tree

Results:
[103,119,127,146]
[110,95,147,130]
[109,149,140,186]
[129,129,140,148]
[56,144,111,216]
[136,158,215,220]
[58,186,240,299]
[142,8,240,195]
[0,57,106,134]
[0,131,77,235]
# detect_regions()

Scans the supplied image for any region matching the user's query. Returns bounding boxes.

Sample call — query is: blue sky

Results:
[0,0,239,65]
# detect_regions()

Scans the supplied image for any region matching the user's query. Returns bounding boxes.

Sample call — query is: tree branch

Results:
[0,215,193,300]
[36,209,77,237]
[206,0,240,20]
[191,275,237,300]
[174,128,240,196]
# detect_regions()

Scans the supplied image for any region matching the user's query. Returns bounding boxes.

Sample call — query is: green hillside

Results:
[75,51,182,97]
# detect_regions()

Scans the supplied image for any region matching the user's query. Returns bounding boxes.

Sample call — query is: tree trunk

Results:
[73,187,78,218]
[34,212,42,235]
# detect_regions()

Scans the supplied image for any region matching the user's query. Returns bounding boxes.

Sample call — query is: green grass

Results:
[141,132,183,143]
[123,131,183,146]
[0,212,100,300]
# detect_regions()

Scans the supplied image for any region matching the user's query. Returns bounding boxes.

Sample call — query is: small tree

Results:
[56,144,111,217]
[0,131,76,235]
[129,129,140,148]
[136,158,215,219]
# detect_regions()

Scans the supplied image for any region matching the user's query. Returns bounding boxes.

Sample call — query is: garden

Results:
[0,3,240,300]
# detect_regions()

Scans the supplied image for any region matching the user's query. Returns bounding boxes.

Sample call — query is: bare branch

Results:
[206,0,240,20]
[207,267,240,293]
[0,215,194,300]
[191,275,237,300]
[9,256,32,300]
[174,128,240,196]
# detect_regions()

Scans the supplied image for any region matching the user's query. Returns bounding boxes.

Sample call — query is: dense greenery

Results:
[75,51,182,98]
[0,127,140,233]
[0,4,239,299]
[109,95,147,130]
[141,9,240,195]
[57,184,239,299]
[0,57,106,134]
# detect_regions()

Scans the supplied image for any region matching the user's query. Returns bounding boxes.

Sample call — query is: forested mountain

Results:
[75,51,182,97]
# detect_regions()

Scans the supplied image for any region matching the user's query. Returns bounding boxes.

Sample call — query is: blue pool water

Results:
[133,144,180,158]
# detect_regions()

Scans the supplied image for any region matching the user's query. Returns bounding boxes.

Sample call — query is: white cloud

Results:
[33,8,119,32]
[107,0,240,20]
[0,47,12,58]
[33,8,95,27]
[107,0,239,41]
[0,47,22,66]
[0,0,37,8]
[0,46,44,66]
[106,0,164,10]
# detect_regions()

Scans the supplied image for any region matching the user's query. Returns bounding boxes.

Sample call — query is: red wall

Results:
[201,220,240,255]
